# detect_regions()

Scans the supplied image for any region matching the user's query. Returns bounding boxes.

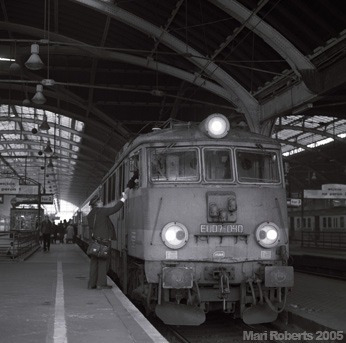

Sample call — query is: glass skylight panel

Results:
[0,104,84,205]
[277,129,298,140]
[307,137,334,148]
[60,116,72,128]
[274,115,346,157]
[73,135,81,143]
[61,141,70,149]
[0,121,15,130]
[59,130,70,140]
[75,121,84,131]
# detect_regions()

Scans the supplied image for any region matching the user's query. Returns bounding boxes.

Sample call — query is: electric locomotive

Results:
[79,113,293,326]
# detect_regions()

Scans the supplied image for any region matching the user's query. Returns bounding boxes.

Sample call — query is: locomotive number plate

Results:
[200,224,244,234]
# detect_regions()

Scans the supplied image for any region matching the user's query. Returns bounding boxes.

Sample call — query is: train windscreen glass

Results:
[150,148,199,181]
[204,149,233,181]
[236,150,280,183]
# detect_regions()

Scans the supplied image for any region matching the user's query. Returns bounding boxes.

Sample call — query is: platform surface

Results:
[0,243,168,343]
[287,271,346,333]
[1,242,345,342]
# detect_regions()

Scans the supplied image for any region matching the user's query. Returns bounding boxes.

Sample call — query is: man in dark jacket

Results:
[40,215,53,252]
[87,189,129,289]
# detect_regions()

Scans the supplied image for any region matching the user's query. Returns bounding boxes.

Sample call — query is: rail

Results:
[0,230,40,261]
[291,230,346,250]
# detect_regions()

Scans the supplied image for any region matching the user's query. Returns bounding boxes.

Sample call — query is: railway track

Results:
[149,311,292,343]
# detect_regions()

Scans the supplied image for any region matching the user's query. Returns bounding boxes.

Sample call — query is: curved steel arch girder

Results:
[68,0,260,131]
[211,0,315,74]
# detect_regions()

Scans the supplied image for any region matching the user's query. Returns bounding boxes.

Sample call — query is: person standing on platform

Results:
[58,220,66,244]
[66,221,74,243]
[87,189,130,290]
[87,172,138,290]
[40,215,53,252]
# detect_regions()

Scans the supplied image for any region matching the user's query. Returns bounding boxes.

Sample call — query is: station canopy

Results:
[0,0,346,211]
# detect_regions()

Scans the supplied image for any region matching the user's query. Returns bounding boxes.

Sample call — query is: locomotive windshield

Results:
[150,148,199,181]
[236,149,280,183]
[149,147,280,184]
[204,148,233,181]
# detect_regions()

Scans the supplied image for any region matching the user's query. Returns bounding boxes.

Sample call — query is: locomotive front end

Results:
[126,114,293,326]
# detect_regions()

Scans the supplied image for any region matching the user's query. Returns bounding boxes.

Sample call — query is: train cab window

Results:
[203,149,233,181]
[150,148,199,182]
[128,152,140,188]
[236,150,280,183]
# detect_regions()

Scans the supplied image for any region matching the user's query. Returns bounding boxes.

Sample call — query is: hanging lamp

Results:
[25,43,44,70]
[39,113,50,131]
[32,84,47,105]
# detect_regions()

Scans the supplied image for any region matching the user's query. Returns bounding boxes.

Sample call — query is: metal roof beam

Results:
[211,0,315,74]
[260,53,346,123]
[68,0,260,131]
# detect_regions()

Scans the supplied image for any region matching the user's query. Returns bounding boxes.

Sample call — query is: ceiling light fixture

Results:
[23,98,31,106]
[44,139,53,156]
[9,61,21,73]
[25,43,44,70]
[47,157,54,169]
[39,113,50,130]
[32,84,46,105]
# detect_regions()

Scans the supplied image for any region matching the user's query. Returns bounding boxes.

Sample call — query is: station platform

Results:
[286,272,346,334]
[1,242,345,342]
[0,243,168,343]
[290,243,346,260]
[289,244,346,280]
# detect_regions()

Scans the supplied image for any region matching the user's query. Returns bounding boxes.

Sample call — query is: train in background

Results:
[288,204,346,248]
[76,113,293,326]
[289,206,346,232]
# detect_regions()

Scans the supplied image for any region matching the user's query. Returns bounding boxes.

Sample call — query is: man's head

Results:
[95,199,103,207]
[89,195,102,208]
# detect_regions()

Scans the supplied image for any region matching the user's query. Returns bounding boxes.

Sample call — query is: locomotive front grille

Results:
[162,267,193,289]
[264,266,294,287]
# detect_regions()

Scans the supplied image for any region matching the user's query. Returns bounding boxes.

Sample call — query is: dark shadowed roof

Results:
[0,0,346,208]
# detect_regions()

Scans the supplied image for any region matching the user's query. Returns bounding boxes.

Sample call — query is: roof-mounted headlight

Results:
[161,222,188,249]
[255,222,280,248]
[200,113,230,139]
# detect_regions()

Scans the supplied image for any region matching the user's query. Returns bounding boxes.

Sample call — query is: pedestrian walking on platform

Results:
[40,215,53,252]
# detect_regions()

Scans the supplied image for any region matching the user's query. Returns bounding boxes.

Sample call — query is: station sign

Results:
[18,185,39,195]
[41,194,54,204]
[0,178,20,194]
[10,194,54,206]
[304,184,346,199]
[287,198,301,207]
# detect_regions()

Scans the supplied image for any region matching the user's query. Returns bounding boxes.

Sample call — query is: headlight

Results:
[256,222,280,248]
[202,113,230,139]
[161,222,188,249]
